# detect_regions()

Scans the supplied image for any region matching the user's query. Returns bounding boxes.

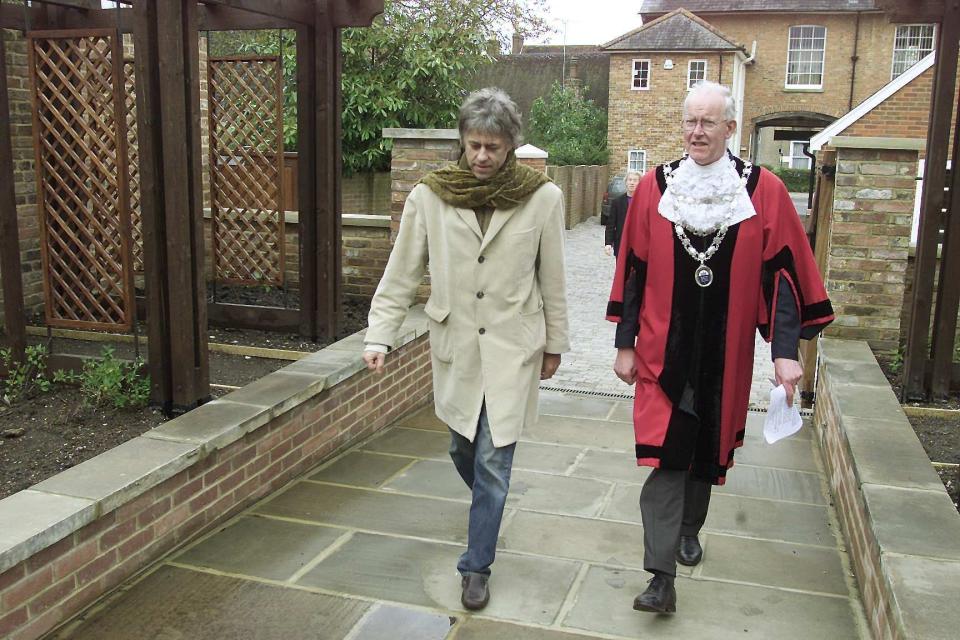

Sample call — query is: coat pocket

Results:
[519,299,546,365]
[424,298,454,364]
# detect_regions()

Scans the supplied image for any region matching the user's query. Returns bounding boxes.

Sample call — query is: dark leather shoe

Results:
[633,574,677,613]
[461,573,490,610]
[676,535,703,566]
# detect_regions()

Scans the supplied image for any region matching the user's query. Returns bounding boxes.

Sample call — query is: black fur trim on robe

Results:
[759,247,836,340]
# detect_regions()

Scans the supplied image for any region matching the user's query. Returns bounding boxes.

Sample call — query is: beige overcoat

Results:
[365,182,570,447]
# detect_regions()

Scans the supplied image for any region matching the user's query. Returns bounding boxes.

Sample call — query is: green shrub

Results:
[762,165,810,192]
[1,344,52,405]
[55,347,150,410]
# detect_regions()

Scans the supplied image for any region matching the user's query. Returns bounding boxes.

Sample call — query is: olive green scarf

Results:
[420,150,550,210]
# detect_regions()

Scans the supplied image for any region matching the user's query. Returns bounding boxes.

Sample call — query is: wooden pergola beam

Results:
[198,0,313,24]
[0,34,27,358]
[874,0,946,22]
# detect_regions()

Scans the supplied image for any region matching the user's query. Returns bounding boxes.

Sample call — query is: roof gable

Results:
[640,1,878,14]
[602,8,744,53]
[809,52,934,150]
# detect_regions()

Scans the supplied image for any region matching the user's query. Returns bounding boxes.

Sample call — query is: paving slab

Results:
[395,406,449,431]
[734,435,820,473]
[349,604,454,640]
[361,427,451,459]
[538,391,618,420]
[173,515,345,581]
[602,486,837,547]
[256,482,469,543]
[454,619,601,640]
[570,449,650,485]
[698,534,849,595]
[563,565,859,639]
[59,565,370,640]
[383,461,611,517]
[522,414,631,451]
[299,532,580,626]
[716,465,827,505]
[309,450,414,488]
[607,401,633,423]
[500,510,645,569]
[513,441,584,474]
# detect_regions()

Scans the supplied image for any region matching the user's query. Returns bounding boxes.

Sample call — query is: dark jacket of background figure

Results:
[605,193,630,256]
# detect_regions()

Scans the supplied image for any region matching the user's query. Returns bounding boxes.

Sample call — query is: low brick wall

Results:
[0,310,433,640]
[814,338,960,640]
[547,164,607,229]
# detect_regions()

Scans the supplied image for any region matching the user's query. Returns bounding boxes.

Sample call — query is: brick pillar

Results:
[382,128,460,242]
[516,143,548,173]
[824,137,923,353]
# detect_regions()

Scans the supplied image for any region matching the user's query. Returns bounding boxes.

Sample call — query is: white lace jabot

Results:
[658,155,756,234]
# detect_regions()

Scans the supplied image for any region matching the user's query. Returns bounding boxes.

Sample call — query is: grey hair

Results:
[458,87,524,148]
[625,169,642,180]
[684,81,737,121]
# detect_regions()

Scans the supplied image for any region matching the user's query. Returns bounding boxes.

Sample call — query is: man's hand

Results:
[541,353,561,380]
[363,350,386,375]
[604,245,614,256]
[614,348,637,385]
[774,357,802,406]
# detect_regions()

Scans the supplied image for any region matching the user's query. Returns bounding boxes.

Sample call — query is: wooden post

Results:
[930,78,960,398]
[297,6,341,340]
[902,0,960,400]
[133,0,209,412]
[0,36,27,358]
[799,149,836,406]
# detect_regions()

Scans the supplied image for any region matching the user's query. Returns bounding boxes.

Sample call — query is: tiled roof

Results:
[641,1,877,14]
[602,8,744,52]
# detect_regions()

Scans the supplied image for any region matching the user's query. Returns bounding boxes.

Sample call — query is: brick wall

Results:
[606,51,738,173]
[842,63,959,160]
[0,333,433,640]
[823,143,919,353]
[547,164,608,229]
[342,172,391,215]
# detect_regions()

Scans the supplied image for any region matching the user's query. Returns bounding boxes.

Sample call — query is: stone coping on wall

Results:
[0,307,429,576]
[815,338,960,640]
[826,136,926,151]
[382,128,459,140]
[200,209,391,228]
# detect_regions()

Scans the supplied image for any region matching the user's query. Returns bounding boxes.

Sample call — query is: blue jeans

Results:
[449,403,516,576]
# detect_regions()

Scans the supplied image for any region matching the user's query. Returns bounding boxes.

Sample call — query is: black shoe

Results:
[461,573,490,610]
[676,535,703,566]
[633,574,677,614]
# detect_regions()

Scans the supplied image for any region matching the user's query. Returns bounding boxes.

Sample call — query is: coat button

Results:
[476,291,484,299]
[478,256,485,263]
[478,328,486,335]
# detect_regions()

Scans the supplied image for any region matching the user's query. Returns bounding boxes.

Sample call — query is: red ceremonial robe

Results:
[606,156,834,485]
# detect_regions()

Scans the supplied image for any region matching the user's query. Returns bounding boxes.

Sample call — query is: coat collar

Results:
[455,206,521,252]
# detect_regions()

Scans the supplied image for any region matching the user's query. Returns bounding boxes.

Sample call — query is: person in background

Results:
[362,87,570,612]
[605,170,641,257]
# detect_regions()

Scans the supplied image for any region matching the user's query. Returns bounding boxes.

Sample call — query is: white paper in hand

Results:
[763,384,803,444]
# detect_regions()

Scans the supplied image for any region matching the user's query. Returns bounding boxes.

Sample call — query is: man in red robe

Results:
[607,82,834,614]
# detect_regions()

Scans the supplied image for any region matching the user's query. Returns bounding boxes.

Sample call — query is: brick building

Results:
[604,1,939,175]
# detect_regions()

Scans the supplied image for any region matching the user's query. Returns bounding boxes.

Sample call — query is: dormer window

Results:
[785,25,826,89]
[632,59,650,90]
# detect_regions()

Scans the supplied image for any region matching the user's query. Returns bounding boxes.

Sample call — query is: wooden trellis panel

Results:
[28,30,134,332]
[123,58,143,274]
[208,56,285,286]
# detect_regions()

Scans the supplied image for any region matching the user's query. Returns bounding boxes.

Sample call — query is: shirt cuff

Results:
[364,343,389,354]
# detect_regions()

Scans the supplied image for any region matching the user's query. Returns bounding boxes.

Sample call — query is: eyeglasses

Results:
[681,118,725,133]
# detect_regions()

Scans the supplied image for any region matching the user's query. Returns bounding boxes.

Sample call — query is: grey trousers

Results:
[639,468,712,576]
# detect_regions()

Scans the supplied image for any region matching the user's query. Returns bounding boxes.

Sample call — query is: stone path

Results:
[56,394,866,640]
[550,217,774,408]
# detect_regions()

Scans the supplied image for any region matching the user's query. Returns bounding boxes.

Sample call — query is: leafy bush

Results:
[762,165,810,192]
[528,82,609,166]
[1,344,52,405]
[55,347,150,410]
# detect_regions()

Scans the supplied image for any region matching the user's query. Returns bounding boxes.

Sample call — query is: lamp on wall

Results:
[663,59,674,69]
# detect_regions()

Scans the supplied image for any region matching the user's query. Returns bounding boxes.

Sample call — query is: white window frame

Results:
[687,60,707,90]
[891,24,936,80]
[628,150,647,174]
[785,25,826,90]
[788,141,811,170]
[631,59,651,90]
